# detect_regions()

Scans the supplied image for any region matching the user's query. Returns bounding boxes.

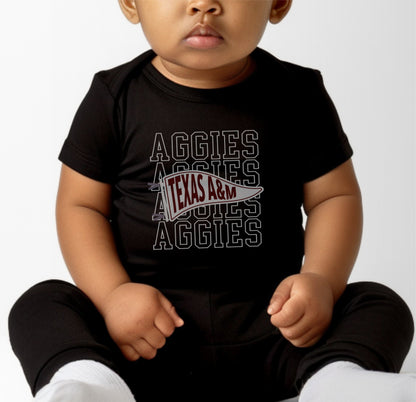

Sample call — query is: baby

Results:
[9,1,415,401]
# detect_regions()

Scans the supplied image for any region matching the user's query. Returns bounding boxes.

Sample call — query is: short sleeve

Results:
[299,70,353,183]
[58,75,119,183]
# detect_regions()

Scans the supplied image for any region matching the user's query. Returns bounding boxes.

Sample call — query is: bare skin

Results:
[56,166,186,361]
[118,0,292,88]
[268,160,362,347]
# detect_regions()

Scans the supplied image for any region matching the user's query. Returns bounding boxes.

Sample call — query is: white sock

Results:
[299,361,416,402]
[35,360,136,402]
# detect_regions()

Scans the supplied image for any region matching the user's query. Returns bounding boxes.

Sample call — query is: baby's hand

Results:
[101,283,184,361]
[268,273,334,347]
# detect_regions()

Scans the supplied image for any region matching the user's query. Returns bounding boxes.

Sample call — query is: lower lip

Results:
[184,35,224,49]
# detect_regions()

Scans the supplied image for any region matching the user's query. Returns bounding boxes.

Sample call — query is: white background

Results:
[1,0,414,400]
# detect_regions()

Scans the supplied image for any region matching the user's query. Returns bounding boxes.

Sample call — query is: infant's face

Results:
[125,0,278,85]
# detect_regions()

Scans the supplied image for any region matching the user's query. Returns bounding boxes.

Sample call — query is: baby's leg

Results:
[296,282,415,401]
[8,280,132,399]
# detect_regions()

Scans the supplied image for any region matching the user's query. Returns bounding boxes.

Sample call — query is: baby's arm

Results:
[56,165,183,361]
[268,159,363,347]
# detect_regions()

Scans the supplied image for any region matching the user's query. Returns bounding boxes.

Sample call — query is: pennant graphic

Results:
[160,170,264,221]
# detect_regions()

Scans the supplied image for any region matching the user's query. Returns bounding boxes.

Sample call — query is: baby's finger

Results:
[158,294,184,328]
[268,278,293,315]
[268,291,289,316]
[279,319,311,342]
[145,327,167,350]
[154,308,177,338]
[284,327,323,348]
[270,297,305,328]
[131,338,158,360]
[120,344,140,362]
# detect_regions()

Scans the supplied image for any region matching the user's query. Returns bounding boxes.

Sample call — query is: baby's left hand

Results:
[268,273,334,347]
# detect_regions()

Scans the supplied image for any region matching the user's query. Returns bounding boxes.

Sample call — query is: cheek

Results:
[229,23,269,55]
[231,7,270,43]
[140,22,176,55]
[137,6,182,49]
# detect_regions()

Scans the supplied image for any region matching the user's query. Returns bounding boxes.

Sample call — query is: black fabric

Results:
[58,47,353,288]
[9,280,414,401]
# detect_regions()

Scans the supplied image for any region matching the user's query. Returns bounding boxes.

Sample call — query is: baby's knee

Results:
[343,281,414,344]
[8,280,83,347]
[10,280,75,323]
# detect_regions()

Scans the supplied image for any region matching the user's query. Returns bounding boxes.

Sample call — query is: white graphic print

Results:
[160,170,263,221]
[149,130,264,250]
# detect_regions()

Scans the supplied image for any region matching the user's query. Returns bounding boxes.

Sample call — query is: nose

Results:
[187,0,222,16]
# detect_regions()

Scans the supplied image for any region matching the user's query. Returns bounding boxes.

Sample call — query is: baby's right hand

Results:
[101,283,184,361]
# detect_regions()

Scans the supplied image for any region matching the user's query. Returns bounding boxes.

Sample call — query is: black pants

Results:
[9,280,414,401]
